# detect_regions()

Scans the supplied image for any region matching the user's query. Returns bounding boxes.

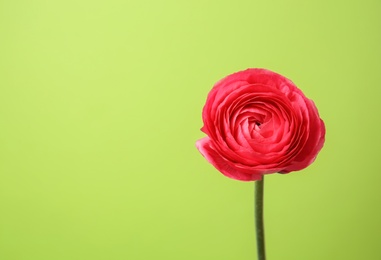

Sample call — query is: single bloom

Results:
[196,68,325,181]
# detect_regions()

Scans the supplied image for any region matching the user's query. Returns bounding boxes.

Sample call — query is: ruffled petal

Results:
[196,137,263,181]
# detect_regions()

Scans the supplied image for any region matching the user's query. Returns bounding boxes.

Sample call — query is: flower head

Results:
[196,68,325,181]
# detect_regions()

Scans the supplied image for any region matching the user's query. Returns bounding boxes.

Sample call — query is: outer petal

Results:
[196,137,263,181]
[281,117,325,173]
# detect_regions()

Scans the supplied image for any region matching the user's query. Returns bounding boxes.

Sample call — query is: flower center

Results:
[248,118,262,134]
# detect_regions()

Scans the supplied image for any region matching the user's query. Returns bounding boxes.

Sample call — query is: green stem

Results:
[255,177,266,260]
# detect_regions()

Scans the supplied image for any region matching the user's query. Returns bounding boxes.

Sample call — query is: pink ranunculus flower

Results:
[196,68,325,181]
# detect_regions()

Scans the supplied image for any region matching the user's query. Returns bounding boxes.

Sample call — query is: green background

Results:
[0,0,380,259]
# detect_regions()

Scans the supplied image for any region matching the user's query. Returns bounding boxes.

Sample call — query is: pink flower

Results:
[196,68,325,181]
